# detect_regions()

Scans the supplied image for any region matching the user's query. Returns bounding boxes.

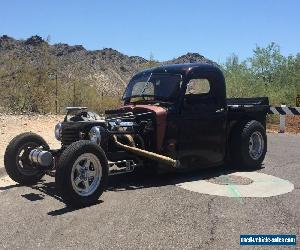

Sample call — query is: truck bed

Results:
[227,97,270,126]
[227,97,269,106]
[227,97,269,112]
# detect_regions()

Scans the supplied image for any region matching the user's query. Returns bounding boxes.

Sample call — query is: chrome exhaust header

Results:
[112,135,180,168]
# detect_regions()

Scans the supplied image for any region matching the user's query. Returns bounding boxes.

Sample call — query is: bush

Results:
[0,43,299,114]
[223,45,300,107]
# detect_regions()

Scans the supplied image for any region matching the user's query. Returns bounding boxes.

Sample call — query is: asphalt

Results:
[0,133,299,250]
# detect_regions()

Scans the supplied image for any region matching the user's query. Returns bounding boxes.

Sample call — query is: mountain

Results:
[0,35,217,95]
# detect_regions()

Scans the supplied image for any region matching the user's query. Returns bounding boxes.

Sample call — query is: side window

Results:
[184,78,216,110]
[185,78,210,95]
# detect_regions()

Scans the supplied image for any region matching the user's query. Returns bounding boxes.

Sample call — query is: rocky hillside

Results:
[0,35,217,96]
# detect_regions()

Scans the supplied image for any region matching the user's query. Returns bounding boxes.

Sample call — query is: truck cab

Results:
[122,63,268,169]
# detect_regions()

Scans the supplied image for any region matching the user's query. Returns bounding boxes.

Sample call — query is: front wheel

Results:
[55,141,108,207]
[4,132,49,185]
[230,120,267,169]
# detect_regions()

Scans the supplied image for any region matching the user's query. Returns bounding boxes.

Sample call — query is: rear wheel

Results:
[230,120,267,169]
[4,132,49,185]
[55,141,108,207]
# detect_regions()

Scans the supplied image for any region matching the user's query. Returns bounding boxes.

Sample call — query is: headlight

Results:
[89,126,101,145]
[54,122,62,141]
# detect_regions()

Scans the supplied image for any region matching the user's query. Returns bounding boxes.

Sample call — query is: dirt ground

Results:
[267,115,300,133]
[0,114,299,168]
[0,115,63,168]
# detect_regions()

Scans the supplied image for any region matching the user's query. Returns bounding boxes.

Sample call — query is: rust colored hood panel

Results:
[121,105,167,151]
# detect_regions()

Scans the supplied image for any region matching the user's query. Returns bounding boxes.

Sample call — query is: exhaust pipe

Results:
[112,135,180,168]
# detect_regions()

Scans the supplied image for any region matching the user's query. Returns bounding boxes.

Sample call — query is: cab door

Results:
[176,71,227,168]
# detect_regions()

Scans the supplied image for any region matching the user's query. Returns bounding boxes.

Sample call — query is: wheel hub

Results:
[79,168,87,180]
[16,143,41,176]
[249,131,264,160]
[71,153,102,197]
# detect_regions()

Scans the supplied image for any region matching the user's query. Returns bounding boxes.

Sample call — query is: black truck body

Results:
[5,63,269,207]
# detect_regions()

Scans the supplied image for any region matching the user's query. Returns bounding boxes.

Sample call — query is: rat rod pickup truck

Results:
[4,63,269,207]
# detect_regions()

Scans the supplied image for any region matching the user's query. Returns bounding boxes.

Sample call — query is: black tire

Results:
[4,132,49,185]
[55,140,108,208]
[230,120,267,169]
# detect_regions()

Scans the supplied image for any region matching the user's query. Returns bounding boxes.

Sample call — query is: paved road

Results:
[0,133,299,249]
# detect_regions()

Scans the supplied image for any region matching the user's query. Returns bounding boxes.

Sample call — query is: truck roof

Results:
[136,63,223,78]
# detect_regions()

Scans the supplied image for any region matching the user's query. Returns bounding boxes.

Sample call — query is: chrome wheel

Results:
[71,153,102,196]
[249,131,264,160]
[16,142,41,176]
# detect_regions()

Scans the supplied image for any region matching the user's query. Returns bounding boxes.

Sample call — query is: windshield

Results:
[122,73,182,103]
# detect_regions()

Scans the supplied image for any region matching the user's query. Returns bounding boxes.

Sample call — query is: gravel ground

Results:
[0,115,63,169]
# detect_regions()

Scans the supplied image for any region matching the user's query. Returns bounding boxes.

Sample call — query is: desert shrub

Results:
[1,43,299,115]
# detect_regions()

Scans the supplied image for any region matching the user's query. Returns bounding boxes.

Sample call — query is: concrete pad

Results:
[176,172,294,198]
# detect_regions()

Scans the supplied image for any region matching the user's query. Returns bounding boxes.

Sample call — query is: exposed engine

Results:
[52,106,178,174]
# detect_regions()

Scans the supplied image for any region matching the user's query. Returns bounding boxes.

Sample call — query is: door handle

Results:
[215,108,225,113]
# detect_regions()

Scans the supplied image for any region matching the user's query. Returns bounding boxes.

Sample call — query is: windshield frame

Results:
[122,72,183,103]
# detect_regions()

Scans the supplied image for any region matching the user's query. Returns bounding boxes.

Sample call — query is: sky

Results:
[1,0,299,63]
